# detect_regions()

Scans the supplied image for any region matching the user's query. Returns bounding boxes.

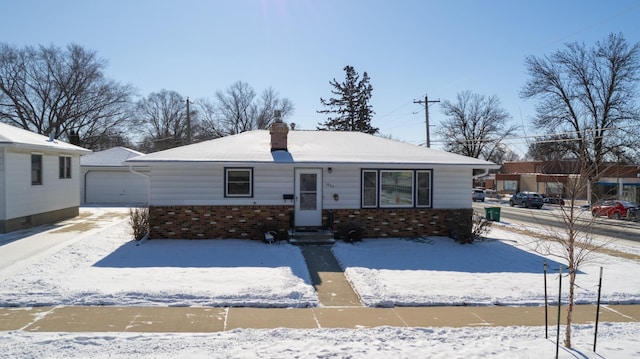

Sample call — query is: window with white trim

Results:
[225,168,253,197]
[59,156,72,179]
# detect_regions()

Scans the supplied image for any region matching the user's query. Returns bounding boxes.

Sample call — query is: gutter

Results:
[129,165,151,206]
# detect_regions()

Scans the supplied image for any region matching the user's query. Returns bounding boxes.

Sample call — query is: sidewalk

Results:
[1,304,639,332]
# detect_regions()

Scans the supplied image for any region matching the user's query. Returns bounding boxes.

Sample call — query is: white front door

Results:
[294,168,323,227]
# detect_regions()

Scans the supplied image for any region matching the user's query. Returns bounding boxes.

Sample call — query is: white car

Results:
[472,189,485,202]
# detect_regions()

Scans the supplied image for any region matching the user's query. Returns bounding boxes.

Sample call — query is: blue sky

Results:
[2,0,639,156]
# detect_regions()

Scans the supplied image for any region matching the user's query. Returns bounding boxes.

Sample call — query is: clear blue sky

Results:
[2,0,639,156]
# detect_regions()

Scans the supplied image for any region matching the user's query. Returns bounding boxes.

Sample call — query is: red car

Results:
[591,200,638,219]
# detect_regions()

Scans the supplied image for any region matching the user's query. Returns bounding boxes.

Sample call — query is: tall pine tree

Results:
[317,65,378,134]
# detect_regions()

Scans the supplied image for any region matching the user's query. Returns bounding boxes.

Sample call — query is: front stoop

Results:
[288,228,335,245]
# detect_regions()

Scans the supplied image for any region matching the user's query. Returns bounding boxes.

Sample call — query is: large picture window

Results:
[225,168,253,197]
[59,156,72,179]
[31,154,42,185]
[361,169,432,208]
[381,170,414,207]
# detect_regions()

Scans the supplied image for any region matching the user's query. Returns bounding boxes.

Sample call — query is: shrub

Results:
[129,207,149,240]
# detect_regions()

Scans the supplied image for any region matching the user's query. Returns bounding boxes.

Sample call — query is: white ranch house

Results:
[126,123,498,241]
[0,123,90,233]
[81,147,149,205]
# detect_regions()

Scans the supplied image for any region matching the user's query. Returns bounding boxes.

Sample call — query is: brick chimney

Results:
[269,110,288,151]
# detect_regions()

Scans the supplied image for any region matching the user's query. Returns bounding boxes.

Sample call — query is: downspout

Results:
[472,168,491,185]
[129,165,151,206]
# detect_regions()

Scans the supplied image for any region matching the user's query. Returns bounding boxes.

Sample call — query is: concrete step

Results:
[288,228,335,245]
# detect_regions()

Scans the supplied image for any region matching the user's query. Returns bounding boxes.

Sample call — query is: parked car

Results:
[542,194,565,206]
[627,207,640,221]
[472,189,485,202]
[509,192,544,209]
[591,200,638,219]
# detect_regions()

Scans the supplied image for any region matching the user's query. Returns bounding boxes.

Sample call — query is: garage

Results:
[84,170,148,204]
[81,147,149,205]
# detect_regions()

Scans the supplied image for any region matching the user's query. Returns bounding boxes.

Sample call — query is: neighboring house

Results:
[0,123,90,233]
[81,147,149,205]
[126,122,499,240]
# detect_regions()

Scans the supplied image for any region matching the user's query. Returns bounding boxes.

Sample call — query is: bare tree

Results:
[199,81,294,137]
[521,33,640,201]
[437,90,517,162]
[132,89,195,152]
[527,161,610,348]
[0,43,133,149]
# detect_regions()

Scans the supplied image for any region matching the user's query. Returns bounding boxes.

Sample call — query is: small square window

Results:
[225,168,253,197]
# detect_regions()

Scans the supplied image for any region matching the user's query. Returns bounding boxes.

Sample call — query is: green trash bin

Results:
[485,207,501,221]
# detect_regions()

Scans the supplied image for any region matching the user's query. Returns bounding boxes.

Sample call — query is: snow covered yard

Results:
[1,207,640,358]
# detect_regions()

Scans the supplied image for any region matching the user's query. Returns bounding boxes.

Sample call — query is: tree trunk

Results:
[564,269,576,348]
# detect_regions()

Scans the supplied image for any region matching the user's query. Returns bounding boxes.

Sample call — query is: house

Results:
[81,147,149,205]
[0,123,90,233]
[126,122,499,240]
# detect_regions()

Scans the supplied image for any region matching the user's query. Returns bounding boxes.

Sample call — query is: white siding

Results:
[0,149,5,219]
[432,166,473,208]
[4,149,81,218]
[147,162,473,210]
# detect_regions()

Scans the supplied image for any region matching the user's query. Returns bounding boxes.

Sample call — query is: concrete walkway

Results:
[1,304,638,332]
[300,245,362,307]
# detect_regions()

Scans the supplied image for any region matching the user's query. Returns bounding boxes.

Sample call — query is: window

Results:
[503,180,518,191]
[59,156,72,179]
[361,169,432,208]
[416,170,432,207]
[381,170,414,207]
[362,170,378,207]
[225,168,253,197]
[31,154,42,185]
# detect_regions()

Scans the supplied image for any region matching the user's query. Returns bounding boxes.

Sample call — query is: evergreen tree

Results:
[317,65,378,134]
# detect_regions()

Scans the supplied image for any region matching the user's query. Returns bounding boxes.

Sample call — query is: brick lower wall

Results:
[149,205,473,240]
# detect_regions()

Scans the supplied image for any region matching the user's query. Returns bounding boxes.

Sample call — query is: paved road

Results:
[473,201,640,243]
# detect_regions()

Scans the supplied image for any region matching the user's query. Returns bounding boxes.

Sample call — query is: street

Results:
[473,200,640,244]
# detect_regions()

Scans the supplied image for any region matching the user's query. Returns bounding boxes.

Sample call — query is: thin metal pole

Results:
[544,261,548,339]
[594,267,603,352]
[556,265,562,359]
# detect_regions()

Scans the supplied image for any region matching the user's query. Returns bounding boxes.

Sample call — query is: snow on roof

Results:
[81,147,144,167]
[0,122,90,153]
[127,130,498,167]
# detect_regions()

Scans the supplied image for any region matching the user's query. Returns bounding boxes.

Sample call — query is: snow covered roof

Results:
[127,130,498,168]
[0,122,90,154]
[81,147,144,167]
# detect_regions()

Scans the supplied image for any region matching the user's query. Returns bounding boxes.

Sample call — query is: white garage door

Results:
[85,171,148,204]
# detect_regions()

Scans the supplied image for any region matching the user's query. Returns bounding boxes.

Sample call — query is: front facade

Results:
[0,123,90,233]
[127,124,498,240]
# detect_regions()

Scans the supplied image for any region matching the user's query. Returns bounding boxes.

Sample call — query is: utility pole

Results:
[414,94,440,148]
[186,97,191,145]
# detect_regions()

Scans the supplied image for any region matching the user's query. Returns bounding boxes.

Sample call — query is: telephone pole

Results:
[414,94,440,148]
[186,97,191,144]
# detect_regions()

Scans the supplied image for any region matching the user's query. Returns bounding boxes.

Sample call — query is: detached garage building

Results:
[81,147,149,205]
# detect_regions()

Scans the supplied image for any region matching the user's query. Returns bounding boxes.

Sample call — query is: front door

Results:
[294,168,323,227]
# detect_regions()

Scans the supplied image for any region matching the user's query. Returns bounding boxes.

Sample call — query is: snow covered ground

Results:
[1,207,639,358]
